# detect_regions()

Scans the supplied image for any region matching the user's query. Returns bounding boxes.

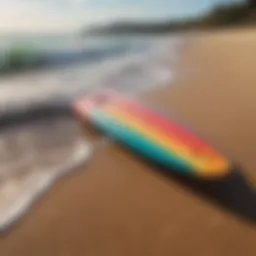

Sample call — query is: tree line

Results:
[87,0,256,35]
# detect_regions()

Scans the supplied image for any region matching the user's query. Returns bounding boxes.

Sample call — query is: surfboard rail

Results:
[72,90,231,179]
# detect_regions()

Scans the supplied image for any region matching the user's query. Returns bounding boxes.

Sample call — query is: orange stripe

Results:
[104,106,229,174]
[101,97,222,160]
[108,96,212,152]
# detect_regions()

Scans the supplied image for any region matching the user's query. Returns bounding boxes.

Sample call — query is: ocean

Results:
[0,34,183,232]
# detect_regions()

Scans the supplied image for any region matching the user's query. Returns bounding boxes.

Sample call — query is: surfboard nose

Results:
[195,160,231,179]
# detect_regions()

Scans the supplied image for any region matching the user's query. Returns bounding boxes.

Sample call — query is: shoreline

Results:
[0,35,178,233]
[1,29,256,255]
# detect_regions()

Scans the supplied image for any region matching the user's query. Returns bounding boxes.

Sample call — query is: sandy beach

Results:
[1,29,256,255]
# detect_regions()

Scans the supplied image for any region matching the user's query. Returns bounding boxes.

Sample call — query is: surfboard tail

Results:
[80,119,103,142]
[72,101,103,143]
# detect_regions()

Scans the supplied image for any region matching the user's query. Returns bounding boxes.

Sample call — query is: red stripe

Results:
[106,95,215,155]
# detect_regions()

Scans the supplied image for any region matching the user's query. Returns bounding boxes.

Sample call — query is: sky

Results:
[0,0,244,33]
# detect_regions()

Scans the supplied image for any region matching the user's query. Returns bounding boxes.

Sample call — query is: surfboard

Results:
[73,90,231,179]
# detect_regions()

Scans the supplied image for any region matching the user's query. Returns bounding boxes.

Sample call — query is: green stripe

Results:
[91,110,195,175]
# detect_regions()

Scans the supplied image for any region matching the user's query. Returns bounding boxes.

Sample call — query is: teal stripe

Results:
[91,110,194,175]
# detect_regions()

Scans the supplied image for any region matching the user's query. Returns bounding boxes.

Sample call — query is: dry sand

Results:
[1,29,256,255]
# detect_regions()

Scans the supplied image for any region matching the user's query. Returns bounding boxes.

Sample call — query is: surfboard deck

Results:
[72,90,231,179]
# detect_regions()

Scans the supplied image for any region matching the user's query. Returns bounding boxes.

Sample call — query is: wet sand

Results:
[1,29,256,255]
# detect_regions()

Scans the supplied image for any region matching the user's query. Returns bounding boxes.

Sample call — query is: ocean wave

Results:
[0,38,149,76]
[0,35,182,233]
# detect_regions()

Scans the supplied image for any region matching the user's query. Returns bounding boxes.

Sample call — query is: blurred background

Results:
[0,0,256,244]
[0,0,254,79]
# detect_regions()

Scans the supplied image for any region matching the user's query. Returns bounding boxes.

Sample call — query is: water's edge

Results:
[0,35,184,233]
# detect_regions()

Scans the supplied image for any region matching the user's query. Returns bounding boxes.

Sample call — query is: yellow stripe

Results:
[105,106,229,174]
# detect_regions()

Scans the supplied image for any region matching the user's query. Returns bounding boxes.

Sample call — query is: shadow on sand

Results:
[118,145,256,225]
[76,114,256,225]
[1,104,255,229]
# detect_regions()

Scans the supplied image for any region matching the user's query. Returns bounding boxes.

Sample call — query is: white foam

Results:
[0,35,183,233]
[0,141,92,232]
[0,36,180,109]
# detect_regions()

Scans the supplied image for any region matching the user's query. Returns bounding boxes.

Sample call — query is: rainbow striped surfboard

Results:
[73,91,231,179]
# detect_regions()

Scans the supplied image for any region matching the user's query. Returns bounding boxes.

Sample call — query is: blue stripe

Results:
[91,110,195,175]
